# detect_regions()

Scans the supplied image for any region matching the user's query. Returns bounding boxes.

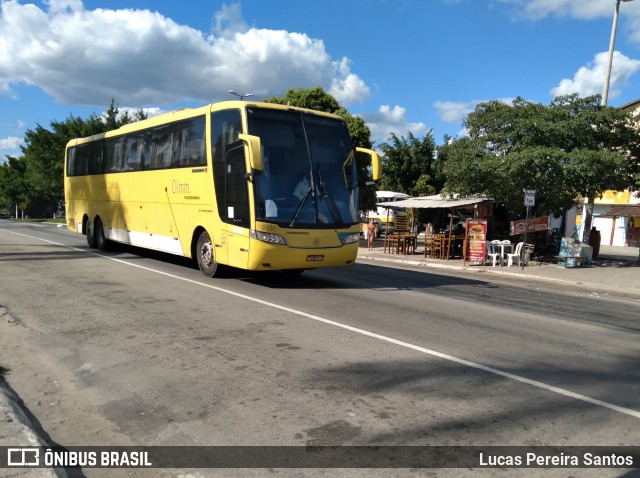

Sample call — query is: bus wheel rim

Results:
[200,242,213,266]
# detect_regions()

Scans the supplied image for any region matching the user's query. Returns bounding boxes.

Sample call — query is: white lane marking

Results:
[6,228,640,420]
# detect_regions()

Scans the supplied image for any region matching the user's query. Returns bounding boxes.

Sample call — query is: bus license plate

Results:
[306,255,324,262]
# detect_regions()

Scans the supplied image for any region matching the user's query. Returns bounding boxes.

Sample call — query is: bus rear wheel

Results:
[95,217,110,251]
[86,217,97,248]
[196,231,222,277]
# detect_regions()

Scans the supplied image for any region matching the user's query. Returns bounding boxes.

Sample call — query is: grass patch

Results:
[8,218,66,224]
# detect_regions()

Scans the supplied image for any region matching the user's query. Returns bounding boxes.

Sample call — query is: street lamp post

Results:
[583,0,634,245]
[601,0,634,107]
[228,90,254,101]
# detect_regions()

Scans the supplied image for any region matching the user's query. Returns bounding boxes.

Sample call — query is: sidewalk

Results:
[358,240,640,299]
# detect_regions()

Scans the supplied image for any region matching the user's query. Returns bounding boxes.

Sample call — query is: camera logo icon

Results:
[7,448,40,466]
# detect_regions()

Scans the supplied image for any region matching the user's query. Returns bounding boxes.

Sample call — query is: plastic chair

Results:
[501,240,512,261]
[507,242,524,267]
[486,240,501,266]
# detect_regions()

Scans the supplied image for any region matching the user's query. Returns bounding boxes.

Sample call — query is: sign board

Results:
[510,216,549,235]
[524,190,536,207]
[465,219,487,265]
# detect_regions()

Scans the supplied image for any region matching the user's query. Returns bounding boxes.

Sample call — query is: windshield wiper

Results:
[317,166,343,225]
[290,182,314,227]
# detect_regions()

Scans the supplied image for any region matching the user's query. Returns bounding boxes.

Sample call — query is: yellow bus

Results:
[64,101,381,276]
[366,191,409,234]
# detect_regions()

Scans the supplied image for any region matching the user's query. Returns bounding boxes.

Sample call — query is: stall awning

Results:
[377,194,491,209]
[600,205,640,217]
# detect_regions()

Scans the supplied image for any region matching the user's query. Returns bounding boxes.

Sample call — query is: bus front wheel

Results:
[196,231,221,277]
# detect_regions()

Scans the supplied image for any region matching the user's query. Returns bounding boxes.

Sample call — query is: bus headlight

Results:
[342,233,360,245]
[251,230,287,245]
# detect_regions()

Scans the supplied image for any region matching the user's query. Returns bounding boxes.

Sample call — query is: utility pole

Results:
[584,0,634,244]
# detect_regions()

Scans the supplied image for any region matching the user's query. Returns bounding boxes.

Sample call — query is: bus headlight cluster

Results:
[342,233,360,245]
[251,230,287,245]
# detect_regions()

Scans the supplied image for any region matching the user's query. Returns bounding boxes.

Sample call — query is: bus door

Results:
[212,109,250,270]
[224,142,250,269]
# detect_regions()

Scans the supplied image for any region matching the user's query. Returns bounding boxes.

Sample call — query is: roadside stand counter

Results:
[556,237,593,268]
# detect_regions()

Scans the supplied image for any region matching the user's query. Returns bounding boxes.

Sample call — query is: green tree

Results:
[440,95,640,227]
[0,155,28,213]
[264,87,377,211]
[378,131,439,196]
[104,98,148,128]
[20,113,107,215]
[13,100,147,216]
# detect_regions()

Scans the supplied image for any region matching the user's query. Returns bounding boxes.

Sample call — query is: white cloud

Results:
[0,1,370,106]
[102,106,165,123]
[0,136,22,149]
[551,51,640,99]
[497,0,640,21]
[329,57,370,105]
[499,0,614,21]
[45,0,83,14]
[0,136,23,151]
[361,105,426,145]
[434,98,515,125]
[434,101,477,124]
[628,13,640,44]
[213,3,249,38]
[498,0,640,44]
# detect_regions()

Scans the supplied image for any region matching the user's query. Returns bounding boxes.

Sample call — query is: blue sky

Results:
[2,0,640,161]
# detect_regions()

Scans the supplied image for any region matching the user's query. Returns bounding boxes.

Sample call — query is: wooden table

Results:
[385,233,416,255]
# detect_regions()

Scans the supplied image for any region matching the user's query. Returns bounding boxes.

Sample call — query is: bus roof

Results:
[375,191,409,200]
[65,100,345,147]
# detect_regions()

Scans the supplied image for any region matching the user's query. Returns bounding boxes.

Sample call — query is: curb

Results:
[356,252,640,298]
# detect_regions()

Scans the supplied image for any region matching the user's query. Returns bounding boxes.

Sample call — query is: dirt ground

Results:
[1,310,161,478]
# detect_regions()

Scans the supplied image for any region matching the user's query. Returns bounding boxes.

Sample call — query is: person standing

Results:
[367,219,376,251]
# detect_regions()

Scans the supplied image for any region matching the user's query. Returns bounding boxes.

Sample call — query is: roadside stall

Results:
[376,194,492,260]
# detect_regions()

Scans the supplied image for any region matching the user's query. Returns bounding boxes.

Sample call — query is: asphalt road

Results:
[1,220,639,478]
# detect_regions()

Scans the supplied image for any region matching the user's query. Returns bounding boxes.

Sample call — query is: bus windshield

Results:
[247,107,359,228]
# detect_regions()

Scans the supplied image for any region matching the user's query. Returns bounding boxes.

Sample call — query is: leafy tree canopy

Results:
[440,94,640,215]
[0,156,28,210]
[0,99,147,217]
[378,131,440,197]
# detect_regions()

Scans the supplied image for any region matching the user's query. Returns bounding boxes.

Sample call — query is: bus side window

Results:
[88,140,105,174]
[170,129,182,167]
[76,144,89,176]
[115,138,127,172]
[105,138,116,172]
[140,134,152,170]
[181,116,206,166]
[67,148,76,176]
[106,137,125,173]
[126,137,141,171]
[152,126,172,169]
